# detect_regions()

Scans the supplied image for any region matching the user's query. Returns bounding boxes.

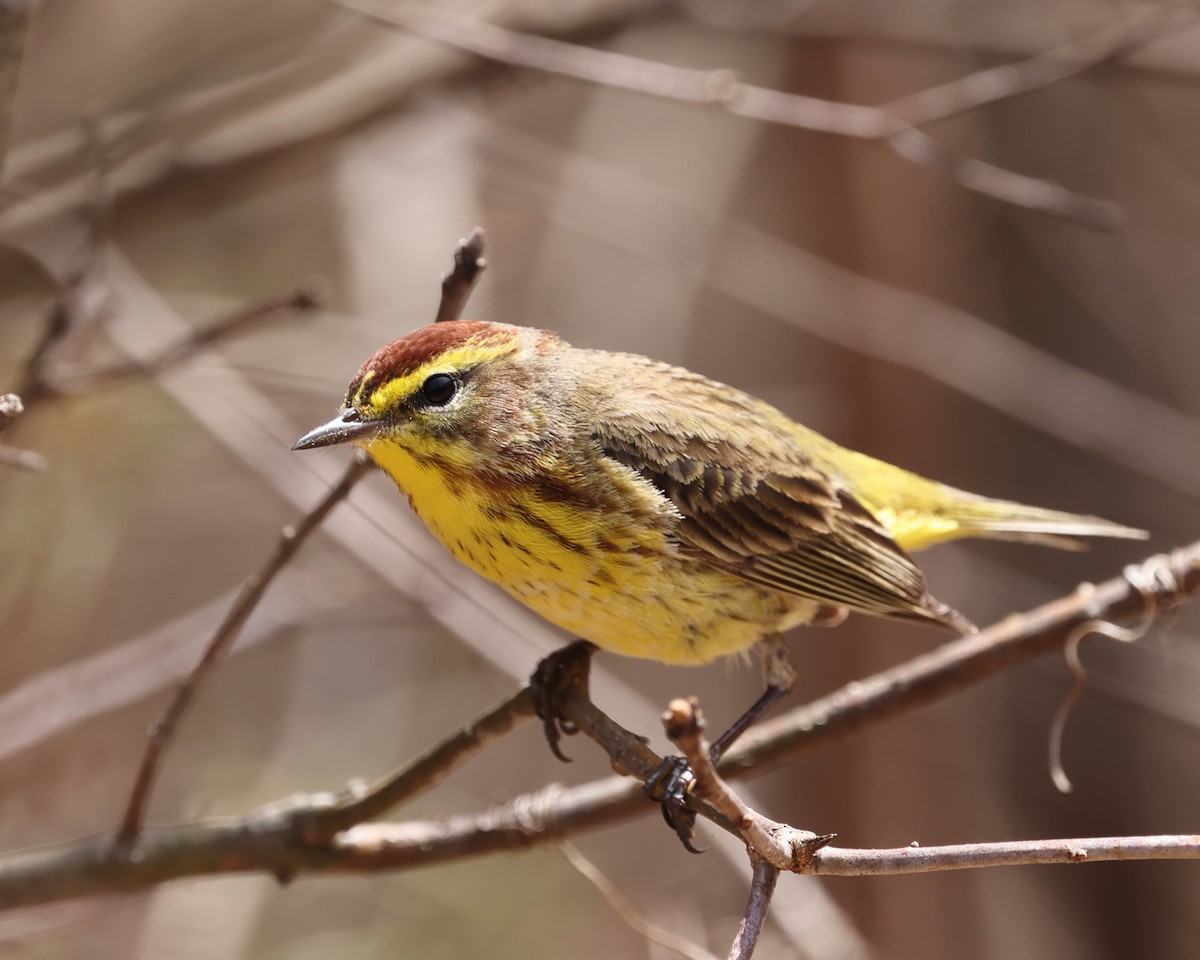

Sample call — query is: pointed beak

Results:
[292,409,378,450]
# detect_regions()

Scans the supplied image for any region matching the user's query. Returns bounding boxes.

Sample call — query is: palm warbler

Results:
[295,319,1144,665]
[296,317,1145,827]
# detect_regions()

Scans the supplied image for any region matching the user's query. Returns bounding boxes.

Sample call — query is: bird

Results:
[294,319,1146,838]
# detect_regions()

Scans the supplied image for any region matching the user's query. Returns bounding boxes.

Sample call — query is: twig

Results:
[560,840,722,960]
[885,126,1123,228]
[0,393,44,470]
[729,857,779,960]
[883,4,1197,128]
[434,228,487,323]
[343,0,1192,227]
[300,686,537,839]
[808,835,1200,875]
[117,453,373,845]
[662,698,832,872]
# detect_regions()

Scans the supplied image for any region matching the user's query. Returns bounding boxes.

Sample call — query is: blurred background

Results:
[1,0,1198,957]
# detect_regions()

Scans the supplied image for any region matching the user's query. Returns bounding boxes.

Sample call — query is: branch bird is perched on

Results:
[295,320,1146,839]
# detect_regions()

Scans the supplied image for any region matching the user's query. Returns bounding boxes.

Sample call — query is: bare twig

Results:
[560,841,722,960]
[883,4,1198,128]
[117,453,373,845]
[0,392,18,436]
[344,0,1193,227]
[0,393,44,470]
[434,228,487,323]
[729,857,779,960]
[662,698,832,873]
[300,686,537,839]
[810,835,1200,875]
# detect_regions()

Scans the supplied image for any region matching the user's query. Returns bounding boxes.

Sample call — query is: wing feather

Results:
[596,425,972,633]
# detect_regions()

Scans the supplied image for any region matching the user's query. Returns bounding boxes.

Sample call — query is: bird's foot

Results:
[644,755,703,853]
[530,639,596,762]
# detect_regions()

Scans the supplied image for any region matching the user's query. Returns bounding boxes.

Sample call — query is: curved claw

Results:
[645,755,704,853]
[530,640,596,763]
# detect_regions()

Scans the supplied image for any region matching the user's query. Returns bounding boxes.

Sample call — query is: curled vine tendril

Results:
[1048,554,1185,794]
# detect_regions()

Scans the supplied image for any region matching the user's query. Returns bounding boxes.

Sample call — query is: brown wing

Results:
[596,426,973,634]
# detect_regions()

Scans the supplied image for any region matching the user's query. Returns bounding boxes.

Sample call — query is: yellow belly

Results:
[365,439,813,664]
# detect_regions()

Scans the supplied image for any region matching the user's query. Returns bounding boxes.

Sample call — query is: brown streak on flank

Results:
[348,321,513,403]
[510,501,590,556]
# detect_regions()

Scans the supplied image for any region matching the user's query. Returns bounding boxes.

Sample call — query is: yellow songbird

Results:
[295,319,1145,836]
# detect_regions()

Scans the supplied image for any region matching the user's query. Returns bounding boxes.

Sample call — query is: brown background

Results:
[1,1,1198,957]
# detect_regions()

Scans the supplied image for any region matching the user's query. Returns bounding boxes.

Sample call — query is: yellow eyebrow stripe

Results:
[357,340,517,415]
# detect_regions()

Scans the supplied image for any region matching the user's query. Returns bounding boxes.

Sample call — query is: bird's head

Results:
[292,320,561,465]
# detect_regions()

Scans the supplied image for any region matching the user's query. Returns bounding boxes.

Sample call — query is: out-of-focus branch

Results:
[117,453,373,845]
[0,0,32,173]
[344,0,1195,227]
[0,541,1195,911]
[20,283,324,409]
[62,285,324,394]
[559,841,722,960]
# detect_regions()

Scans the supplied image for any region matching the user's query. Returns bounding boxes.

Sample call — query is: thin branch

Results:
[0,393,44,471]
[885,126,1123,228]
[810,835,1200,876]
[729,857,779,960]
[0,541,1195,911]
[434,227,487,323]
[344,0,1193,227]
[883,4,1198,128]
[117,453,373,845]
[300,686,537,839]
[560,841,722,960]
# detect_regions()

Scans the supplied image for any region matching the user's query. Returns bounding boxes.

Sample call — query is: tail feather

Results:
[939,499,1148,549]
[807,439,1149,552]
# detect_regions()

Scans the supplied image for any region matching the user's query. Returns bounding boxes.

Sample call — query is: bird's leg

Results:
[648,633,798,851]
[530,639,597,762]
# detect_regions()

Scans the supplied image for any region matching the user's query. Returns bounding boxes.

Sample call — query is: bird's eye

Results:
[421,373,458,406]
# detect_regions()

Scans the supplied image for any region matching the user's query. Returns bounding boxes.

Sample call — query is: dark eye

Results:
[421,373,458,406]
